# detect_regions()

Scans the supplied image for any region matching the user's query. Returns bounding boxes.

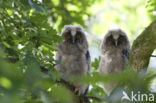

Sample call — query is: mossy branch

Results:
[129,20,156,70]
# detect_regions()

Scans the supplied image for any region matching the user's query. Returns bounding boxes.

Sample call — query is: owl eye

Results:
[106,35,114,45]
[76,31,82,40]
[118,35,127,45]
[76,34,81,39]
[66,34,71,39]
[64,31,72,40]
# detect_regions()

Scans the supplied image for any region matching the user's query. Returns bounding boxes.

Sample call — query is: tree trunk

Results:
[129,20,156,70]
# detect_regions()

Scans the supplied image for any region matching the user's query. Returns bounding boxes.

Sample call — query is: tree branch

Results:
[6,57,106,103]
[151,55,156,57]
[6,57,19,63]
[129,20,156,70]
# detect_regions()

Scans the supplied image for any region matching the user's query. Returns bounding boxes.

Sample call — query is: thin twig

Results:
[151,55,156,57]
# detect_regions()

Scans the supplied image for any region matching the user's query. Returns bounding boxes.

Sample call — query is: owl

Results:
[55,25,91,95]
[99,28,130,95]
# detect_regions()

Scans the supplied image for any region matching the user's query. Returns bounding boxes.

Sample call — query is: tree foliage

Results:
[0,0,95,102]
[147,0,156,20]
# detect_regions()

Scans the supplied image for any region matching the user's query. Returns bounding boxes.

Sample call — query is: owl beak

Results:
[72,36,75,43]
[115,40,118,46]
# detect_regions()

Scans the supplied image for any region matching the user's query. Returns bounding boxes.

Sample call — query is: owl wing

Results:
[121,49,130,59]
[85,50,91,72]
[83,50,91,95]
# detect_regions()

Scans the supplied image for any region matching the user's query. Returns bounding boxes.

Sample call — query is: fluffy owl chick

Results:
[99,28,130,95]
[55,25,91,95]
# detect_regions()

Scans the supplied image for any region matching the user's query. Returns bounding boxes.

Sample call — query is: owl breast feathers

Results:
[99,28,131,95]
[55,25,91,95]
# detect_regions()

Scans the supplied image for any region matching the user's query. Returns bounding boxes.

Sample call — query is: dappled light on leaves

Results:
[0,0,156,103]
